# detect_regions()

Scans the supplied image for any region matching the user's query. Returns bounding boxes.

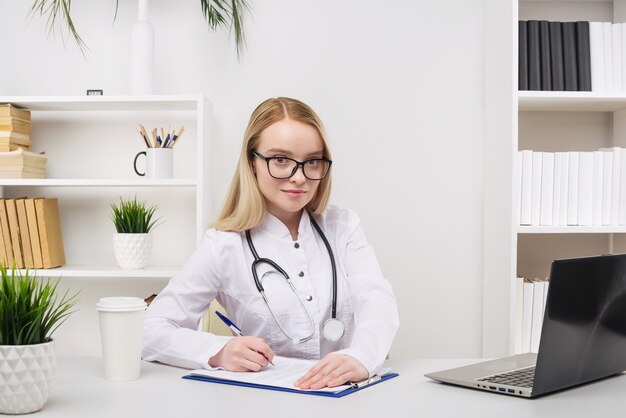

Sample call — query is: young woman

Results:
[143,97,399,389]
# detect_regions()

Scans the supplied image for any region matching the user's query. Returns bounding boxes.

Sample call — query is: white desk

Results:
[37,357,626,418]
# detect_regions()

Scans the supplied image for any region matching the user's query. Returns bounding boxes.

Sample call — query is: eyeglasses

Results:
[252,150,332,180]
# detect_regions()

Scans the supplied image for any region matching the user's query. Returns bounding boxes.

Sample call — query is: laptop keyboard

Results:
[477,366,535,388]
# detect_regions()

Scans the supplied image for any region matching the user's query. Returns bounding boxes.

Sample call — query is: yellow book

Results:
[35,198,65,268]
[25,199,43,269]
[0,120,32,135]
[5,199,24,268]
[0,215,7,266]
[0,104,31,120]
[0,200,14,266]
[15,199,34,269]
[0,116,31,125]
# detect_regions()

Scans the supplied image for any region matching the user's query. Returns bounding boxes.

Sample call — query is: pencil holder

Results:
[134,148,173,179]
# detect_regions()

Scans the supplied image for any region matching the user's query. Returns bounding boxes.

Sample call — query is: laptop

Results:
[425,253,626,398]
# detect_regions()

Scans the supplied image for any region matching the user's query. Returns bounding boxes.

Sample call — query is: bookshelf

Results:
[484,0,626,357]
[0,95,212,278]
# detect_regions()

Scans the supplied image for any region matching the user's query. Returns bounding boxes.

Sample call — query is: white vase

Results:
[0,341,56,415]
[131,0,155,95]
[112,233,153,269]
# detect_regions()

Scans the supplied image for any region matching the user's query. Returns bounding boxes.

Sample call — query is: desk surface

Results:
[37,357,626,418]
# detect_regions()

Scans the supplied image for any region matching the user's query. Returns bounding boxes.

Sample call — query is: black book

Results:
[549,22,565,91]
[576,21,592,91]
[519,21,529,90]
[562,22,579,91]
[539,21,552,90]
[527,20,541,90]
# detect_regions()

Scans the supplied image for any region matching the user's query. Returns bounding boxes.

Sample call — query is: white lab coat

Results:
[142,206,399,376]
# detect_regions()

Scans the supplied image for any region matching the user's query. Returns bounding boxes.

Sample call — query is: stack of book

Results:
[0,148,47,178]
[514,277,550,354]
[0,104,32,152]
[0,197,65,269]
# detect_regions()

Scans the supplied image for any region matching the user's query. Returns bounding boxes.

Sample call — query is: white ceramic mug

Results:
[96,297,147,381]
[134,148,173,179]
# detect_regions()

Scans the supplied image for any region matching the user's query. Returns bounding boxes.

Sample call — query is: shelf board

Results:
[518,226,626,234]
[518,91,626,112]
[21,265,179,278]
[0,95,204,112]
[0,179,197,187]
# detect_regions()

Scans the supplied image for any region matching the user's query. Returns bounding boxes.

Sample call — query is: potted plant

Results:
[111,196,160,269]
[0,267,79,415]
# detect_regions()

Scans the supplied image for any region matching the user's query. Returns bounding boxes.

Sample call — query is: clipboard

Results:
[182,372,399,398]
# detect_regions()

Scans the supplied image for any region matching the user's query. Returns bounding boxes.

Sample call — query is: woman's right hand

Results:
[208,336,274,372]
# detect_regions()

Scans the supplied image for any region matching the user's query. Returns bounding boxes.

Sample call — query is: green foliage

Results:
[0,267,79,346]
[29,0,250,57]
[111,196,160,234]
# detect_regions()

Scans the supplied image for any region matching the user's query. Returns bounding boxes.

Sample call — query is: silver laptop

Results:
[425,254,626,398]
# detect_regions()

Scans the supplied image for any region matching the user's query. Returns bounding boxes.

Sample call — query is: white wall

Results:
[0,0,486,359]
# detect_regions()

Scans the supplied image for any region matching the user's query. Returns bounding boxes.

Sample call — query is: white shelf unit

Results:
[484,0,626,357]
[0,95,212,278]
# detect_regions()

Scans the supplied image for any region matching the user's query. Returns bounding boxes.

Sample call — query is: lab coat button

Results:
[298,271,304,277]
[294,242,300,248]
[306,295,313,301]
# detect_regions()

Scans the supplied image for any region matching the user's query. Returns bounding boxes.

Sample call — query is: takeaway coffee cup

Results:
[133,148,173,179]
[96,297,147,381]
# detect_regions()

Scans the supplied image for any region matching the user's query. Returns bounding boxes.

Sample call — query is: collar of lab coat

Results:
[258,210,312,240]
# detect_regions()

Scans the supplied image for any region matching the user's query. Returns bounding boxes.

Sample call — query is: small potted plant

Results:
[0,267,79,414]
[111,196,160,269]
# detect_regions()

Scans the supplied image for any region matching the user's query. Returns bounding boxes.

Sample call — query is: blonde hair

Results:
[212,97,333,232]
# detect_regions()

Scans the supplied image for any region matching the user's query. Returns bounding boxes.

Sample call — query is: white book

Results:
[530,279,545,353]
[515,277,525,355]
[605,22,614,91]
[622,24,626,91]
[612,148,621,225]
[592,150,604,226]
[520,150,533,226]
[543,281,550,316]
[577,152,594,226]
[553,153,562,226]
[517,151,522,226]
[620,148,626,225]
[614,23,623,90]
[559,152,570,226]
[602,151,614,225]
[540,153,555,226]
[567,152,579,225]
[590,22,605,91]
[522,280,534,353]
[531,152,543,226]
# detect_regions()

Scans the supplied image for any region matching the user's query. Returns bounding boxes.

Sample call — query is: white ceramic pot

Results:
[112,233,152,269]
[0,340,56,415]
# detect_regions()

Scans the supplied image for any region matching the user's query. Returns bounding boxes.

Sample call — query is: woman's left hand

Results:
[294,353,368,390]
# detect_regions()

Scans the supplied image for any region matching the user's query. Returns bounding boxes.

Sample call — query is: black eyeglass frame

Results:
[251,150,333,180]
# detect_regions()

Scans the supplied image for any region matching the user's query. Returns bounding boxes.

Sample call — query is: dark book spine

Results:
[576,21,592,91]
[562,22,579,91]
[527,20,541,90]
[549,22,565,91]
[539,21,552,90]
[519,21,529,90]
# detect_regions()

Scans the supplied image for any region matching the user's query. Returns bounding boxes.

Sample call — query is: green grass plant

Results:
[0,267,79,346]
[111,196,160,234]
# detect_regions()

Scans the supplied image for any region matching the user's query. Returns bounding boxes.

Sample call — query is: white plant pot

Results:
[113,233,152,269]
[0,340,56,415]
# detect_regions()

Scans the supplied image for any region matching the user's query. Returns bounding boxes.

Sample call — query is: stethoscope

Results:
[245,215,345,344]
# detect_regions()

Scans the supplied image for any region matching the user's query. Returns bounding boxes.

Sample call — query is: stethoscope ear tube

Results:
[310,216,338,320]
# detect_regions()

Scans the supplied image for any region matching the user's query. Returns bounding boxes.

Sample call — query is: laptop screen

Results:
[532,254,626,396]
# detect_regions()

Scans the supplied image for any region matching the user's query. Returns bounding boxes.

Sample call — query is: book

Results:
[4,199,24,268]
[592,150,604,226]
[604,22,614,91]
[0,104,30,120]
[15,199,34,269]
[0,119,32,135]
[0,149,47,179]
[553,152,562,225]
[549,21,564,91]
[530,279,546,353]
[576,21,592,91]
[540,152,554,226]
[531,151,542,226]
[577,152,593,226]
[35,198,65,269]
[567,152,579,225]
[183,356,398,398]
[514,277,525,354]
[520,150,533,225]
[0,200,14,266]
[522,279,534,353]
[613,23,623,91]
[24,199,43,269]
[562,22,579,91]
[602,151,613,225]
[539,20,552,90]
[0,217,7,266]
[589,22,605,91]
[528,20,541,90]
[559,152,569,226]
[519,21,529,90]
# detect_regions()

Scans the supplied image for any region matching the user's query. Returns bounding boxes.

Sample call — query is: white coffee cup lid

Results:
[96,297,147,312]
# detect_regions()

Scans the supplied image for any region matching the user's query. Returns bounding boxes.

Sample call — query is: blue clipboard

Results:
[182,372,399,398]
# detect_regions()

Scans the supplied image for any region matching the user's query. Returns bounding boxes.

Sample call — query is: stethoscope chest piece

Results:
[322,318,345,342]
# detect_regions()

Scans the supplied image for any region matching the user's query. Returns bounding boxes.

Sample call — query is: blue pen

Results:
[215,311,275,366]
